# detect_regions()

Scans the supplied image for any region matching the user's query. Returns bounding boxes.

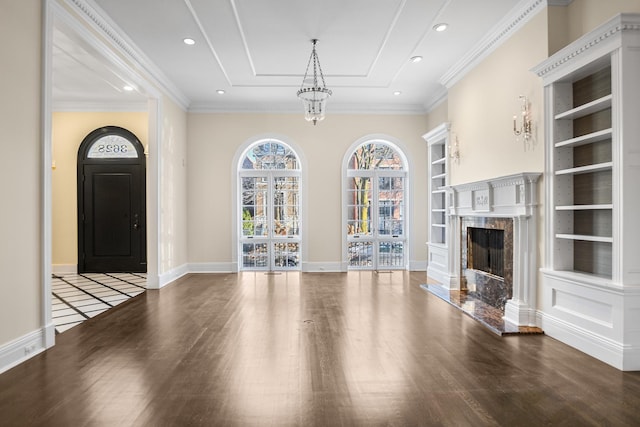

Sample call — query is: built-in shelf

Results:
[555,234,613,243]
[554,94,612,120]
[546,57,614,280]
[555,128,612,148]
[556,204,613,211]
[424,122,451,285]
[555,162,612,176]
[533,13,640,371]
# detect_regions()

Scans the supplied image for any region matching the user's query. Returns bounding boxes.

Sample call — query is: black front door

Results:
[77,126,146,273]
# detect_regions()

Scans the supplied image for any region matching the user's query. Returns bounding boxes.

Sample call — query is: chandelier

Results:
[297,39,332,125]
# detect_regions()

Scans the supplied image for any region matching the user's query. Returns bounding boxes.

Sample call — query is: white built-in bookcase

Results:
[532,13,640,371]
[423,123,455,288]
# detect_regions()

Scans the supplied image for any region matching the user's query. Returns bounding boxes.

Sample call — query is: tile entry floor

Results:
[52,273,146,333]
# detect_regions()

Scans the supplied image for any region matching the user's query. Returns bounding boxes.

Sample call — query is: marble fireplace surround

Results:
[447,173,541,327]
[461,216,514,312]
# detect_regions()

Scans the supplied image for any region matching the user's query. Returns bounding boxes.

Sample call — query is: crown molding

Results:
[439,0,546,89]
[531,13,640,81]
[63,0,190,110]
[547,0,573,6]
[188,102,428,115]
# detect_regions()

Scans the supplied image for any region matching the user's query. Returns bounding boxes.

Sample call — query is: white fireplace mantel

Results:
[446,173,541,327]
[447,172,541,218]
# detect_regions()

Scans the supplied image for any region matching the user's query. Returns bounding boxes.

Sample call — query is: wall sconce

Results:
[513,95,532,142]
[449,135,460,163]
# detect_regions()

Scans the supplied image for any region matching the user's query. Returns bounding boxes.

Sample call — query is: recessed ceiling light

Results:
[123,85,134,91]
[434,23,448,32]
[410,56,423,63]
[183,38,196,45]
[393,91,402,96]
[216,89,225,95]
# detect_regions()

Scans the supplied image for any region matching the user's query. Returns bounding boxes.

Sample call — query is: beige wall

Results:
[187,113,428,268]
[0,0,42,344]
[447,10,547,185]
[565,0,640,44]
[548,5,570,55]
[52,112,148,267]
[425,99,448,134]
[160,97,188,273]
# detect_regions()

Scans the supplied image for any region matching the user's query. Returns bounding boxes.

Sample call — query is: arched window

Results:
[345,140,408,270]
[238,140,301,271]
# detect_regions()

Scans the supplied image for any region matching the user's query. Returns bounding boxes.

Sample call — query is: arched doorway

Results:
[238,140,302,271]
[344,139,408,270]
[77,126,147,273]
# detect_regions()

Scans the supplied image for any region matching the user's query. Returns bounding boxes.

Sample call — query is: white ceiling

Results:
[52,0,528,113]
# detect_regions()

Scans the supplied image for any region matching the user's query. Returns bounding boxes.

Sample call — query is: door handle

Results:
[133,213,139,230]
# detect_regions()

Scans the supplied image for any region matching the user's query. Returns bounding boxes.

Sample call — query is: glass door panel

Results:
[348,241,373,268]
[347,176,372,235]
[241,174,301,271]
[273,242,300,268]
[241,177,268,237]
[242,242,268,268]
[378,176,404,236]
[273,176,300,236]
[378,241,404,268]
[347,174,405,270]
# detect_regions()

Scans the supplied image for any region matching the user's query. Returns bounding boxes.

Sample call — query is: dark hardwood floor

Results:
[1,271,639,426]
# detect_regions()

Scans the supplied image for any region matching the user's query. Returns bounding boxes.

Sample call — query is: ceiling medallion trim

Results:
[64,0,190,109]
[439,0,546,89]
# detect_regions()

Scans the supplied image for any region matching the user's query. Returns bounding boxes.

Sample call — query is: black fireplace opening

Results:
[467,227,505,278]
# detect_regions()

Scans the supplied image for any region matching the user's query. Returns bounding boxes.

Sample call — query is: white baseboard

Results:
[187,262,237,273]
[538,311,636,370]
[409,260,427,271]
[426,267,460,290]
[52,264,77,275]
[302,262,345,272]
[154,263,190,289]
[0,325,53,375]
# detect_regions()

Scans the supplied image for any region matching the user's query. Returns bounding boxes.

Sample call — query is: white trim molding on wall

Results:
[62,0,189,110]
[156,263,190,289]
[0,327,52,375]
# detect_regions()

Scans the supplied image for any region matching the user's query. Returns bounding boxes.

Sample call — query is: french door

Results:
[240,172,301,271]
[347,171,406,270]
